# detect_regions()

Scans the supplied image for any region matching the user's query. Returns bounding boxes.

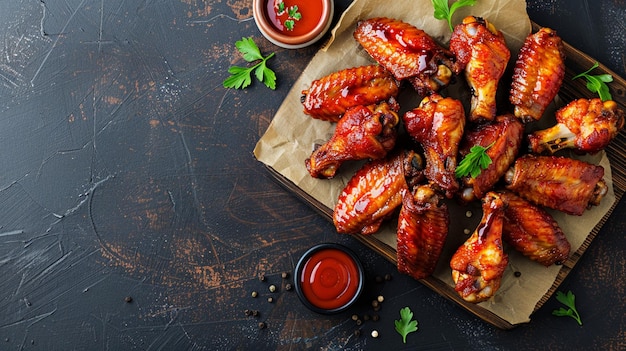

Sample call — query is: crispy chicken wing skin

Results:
[459,114,524,203]
[499,191,570,266]
[333,150,424,235]
[305,100,400,179]
[403,94,465,198]
[528,98,625,154]
[504,155,607,216]
[397,184,450,280]
[301,65,400,122]
[510,27,566,123]
[450,192,508,303]
[450,16,511,122]
[353,17,455,95]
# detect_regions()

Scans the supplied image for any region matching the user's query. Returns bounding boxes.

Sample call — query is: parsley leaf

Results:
[289,6,302,20]
[455,142,494,178]
[395,307,418,344]
[572,62,613,101]
[285,19,295,31]
[432,0,477,32]
[223,37,276,90]
[552,290,583,325]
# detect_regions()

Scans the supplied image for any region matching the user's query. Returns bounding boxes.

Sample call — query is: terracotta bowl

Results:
[253,0,334,49]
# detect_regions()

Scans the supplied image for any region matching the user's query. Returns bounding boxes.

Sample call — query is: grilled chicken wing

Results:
[528,98,625,154]
[459,114,524,203]
[306,99,401,179]
[353,17,455,96]
[403,94,465,198]
[504,155,607,216]
[301,65,400,122]
[450,16,511,122]
[450,192,508,303]
[499,191,570,266]
[510,28,566,123]
[333,150,424,235]
[397,184,449,280]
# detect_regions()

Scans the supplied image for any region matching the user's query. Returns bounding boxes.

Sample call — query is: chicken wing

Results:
[499,191,570,266]
[397,184,449,280]
[353,17,455,96]
[510,27,566,123]
[301,65,400,122]
[504,155,607,215]
[458,114,524,203]
[306,99,400,179]
[403,94,465,198]
[450,192,508,303]
[528,98,625,154]
[450,16,511,122]
[333,150,424,235]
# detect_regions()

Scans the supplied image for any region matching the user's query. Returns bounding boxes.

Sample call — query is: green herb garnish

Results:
[223,37,276,90]
[572,62,613,101]
[552,290,583,325]
[432,0,477,32]
[455,142,494,178]
[394,307,418,344]
[284,6,302,31]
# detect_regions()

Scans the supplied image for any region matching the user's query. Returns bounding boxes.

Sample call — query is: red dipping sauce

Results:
[295,244,364,314]
[253,0,333,49]
[265,0,324,37]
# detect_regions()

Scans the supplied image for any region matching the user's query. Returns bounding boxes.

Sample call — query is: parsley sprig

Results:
[223,37,276,90]
[395,307,418,344]
[552,290,583,325]
[572,62,613,101]
[432,0,477,32]
[455,142,494,178]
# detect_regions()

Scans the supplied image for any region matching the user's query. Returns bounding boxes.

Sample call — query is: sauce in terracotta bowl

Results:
[253,0,334,49]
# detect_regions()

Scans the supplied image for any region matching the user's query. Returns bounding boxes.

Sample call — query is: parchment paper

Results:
[253,0,616,325]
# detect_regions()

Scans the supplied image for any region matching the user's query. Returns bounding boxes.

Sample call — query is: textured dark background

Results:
[0,0,624,350]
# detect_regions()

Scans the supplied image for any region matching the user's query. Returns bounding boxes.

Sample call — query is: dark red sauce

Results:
[265,0,324,36]
[298,247,361,311]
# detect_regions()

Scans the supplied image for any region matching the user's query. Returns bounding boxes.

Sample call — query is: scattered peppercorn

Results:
[281,272,289,279]
[372,314,380,322]
[252,310,259,317]
[269,284,276,293]
[244,309,251,316]
[384,273,392,281]
[371,300,379,308]
[259,274,266,282]
[514,271,522,277]
[464,228,471,235]
[363,314,370,321]
[371,330,379,338]
[351,314,359,321]
[251,291,258,298]
[465,210,473,217]
[377,295,384,303]
[124,296,133,303]
[354,329,361,337]
[356,319,362,326]
[267,297,274,303]
[285,283,292,291]
[258,322,266,329]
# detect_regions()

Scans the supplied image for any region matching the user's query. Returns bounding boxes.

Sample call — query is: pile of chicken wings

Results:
[300,16,624,303]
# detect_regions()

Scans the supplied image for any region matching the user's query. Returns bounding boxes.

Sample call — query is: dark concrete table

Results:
[0,0,623,350]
